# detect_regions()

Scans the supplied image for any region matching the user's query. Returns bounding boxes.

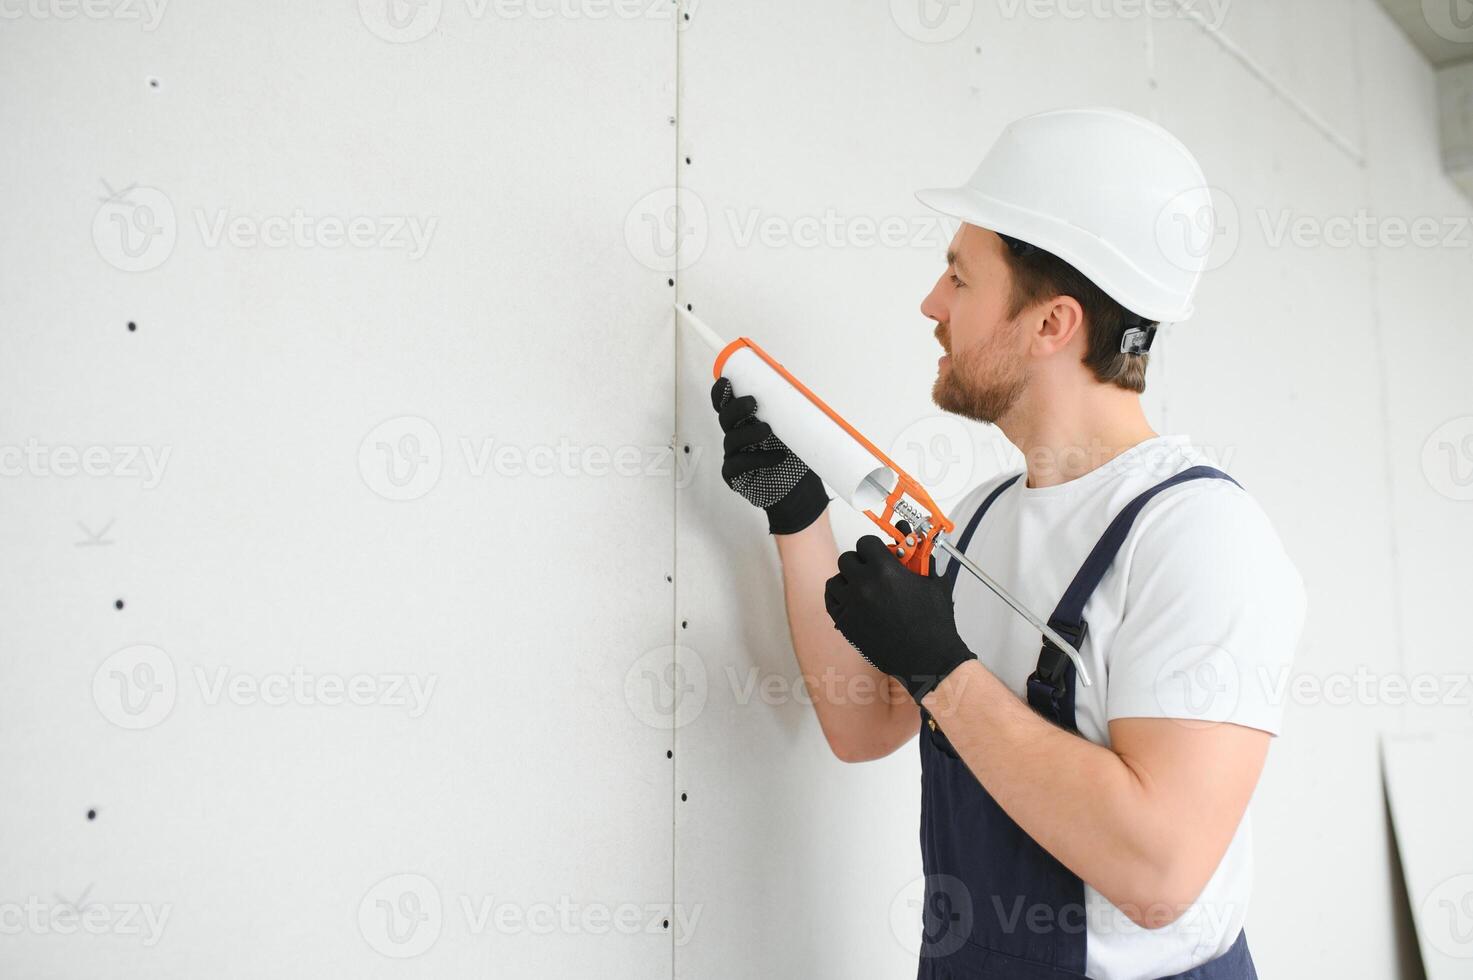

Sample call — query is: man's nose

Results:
[920,277,946,325]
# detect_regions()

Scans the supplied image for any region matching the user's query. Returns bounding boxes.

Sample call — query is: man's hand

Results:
[711,377,830,535]
[823,535,977,703]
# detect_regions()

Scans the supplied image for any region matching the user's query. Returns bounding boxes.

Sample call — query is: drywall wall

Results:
[0,2,677,977]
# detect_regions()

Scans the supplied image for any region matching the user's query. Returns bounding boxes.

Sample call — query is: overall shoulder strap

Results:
[1027,464,1243,732]
[943,473,1023,596]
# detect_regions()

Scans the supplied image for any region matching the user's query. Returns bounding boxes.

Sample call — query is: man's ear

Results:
[1033,294,1086,356]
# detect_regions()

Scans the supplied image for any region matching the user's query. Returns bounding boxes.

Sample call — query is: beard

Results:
[931,318,1030,424]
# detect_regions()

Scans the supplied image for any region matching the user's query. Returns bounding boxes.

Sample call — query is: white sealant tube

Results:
[678,306,896,513]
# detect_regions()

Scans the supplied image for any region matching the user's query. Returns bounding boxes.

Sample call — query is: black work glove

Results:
[824,535,978,704]
[710,377,830,535]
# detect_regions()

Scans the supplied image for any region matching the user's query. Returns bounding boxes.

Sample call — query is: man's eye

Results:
[949,274,964,288]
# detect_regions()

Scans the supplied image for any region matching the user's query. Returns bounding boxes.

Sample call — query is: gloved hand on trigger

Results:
[710,377,830,535]
[824,535,978,704]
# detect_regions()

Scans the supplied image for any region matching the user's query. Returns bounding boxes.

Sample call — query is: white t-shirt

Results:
[935,433,1307,980]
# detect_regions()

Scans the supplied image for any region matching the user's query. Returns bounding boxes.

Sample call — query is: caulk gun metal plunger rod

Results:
[932,537,1092,687]
[862,474,1091,687]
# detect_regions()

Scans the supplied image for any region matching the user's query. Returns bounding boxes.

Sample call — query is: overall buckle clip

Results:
[1032,619,1089,698]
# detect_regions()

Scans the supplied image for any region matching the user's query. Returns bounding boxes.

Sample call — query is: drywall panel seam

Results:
[670,2,685,977]
[1349,0,1411,737]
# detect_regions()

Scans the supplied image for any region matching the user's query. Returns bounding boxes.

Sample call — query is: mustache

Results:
[934,323,950,354]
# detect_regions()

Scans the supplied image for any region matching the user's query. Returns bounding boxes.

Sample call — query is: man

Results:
[709,108,1305,979]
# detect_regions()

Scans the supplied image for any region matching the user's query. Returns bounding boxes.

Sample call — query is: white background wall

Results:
[2,1,1469,978]
[0,3,678,977]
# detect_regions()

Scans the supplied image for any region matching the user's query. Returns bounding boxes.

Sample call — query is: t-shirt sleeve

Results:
[1103,481,1308,736]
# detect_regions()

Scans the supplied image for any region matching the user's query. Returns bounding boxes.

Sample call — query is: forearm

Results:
[921,661,1185,925]
[774,509,918,761]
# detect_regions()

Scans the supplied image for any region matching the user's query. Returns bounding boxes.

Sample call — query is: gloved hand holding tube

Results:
[710,377,831,535]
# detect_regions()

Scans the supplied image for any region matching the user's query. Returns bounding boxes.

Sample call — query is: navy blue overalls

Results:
[917,465,1258,980]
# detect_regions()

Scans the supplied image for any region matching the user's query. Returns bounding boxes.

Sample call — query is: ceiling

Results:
[1375,0,1473,65]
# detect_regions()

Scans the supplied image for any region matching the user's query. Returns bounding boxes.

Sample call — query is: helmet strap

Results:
[997,233,1038,257]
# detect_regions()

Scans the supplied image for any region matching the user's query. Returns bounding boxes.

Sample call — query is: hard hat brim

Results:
[915,185,1194,324]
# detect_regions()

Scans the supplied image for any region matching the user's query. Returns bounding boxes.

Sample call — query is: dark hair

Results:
[997,236,1153,393]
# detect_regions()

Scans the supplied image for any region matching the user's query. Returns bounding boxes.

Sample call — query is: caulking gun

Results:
[677,305,1090,687]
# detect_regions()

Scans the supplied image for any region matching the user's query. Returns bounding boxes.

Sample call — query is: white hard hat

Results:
[915,107,1214,325]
